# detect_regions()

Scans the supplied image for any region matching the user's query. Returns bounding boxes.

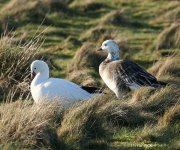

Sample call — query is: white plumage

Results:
[30,60,100,105]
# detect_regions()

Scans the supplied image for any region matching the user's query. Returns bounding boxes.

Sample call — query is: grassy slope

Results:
[0,0,179,150]
[1,0,173,78]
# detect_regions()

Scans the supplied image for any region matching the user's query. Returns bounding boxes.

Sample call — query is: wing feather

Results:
[113,60,161,88]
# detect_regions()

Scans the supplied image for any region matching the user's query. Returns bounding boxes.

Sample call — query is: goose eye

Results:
[104,44,107,46]
[34,67,36,70]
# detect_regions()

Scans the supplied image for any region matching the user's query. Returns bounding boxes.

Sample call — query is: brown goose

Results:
[97,39,166,98]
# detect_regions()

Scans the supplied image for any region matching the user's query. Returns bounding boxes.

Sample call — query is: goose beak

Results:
[97,47,103,51]
[31,71,36,80]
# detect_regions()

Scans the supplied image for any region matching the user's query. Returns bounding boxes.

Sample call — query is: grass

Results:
[155,22,180,50]
[0,99,63,149]
[0,31,43,101]
[0,0,179,149]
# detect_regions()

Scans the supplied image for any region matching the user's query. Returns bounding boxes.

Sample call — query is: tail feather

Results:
[158,81,167,87]
[81,86,105,94]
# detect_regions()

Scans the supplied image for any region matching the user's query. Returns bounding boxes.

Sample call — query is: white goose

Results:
[97,40,166,98]
[30,60,101,105]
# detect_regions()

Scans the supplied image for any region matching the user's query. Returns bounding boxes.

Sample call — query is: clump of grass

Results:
[57,97,109,149]
[68,42,105,85]
[151,1,180,26]
[0,32,42,100]
[0,99,63,149]
[101,10,127,25]
[63,36,81,50]
[70,0,105,12]
[130,87,153,104]
[0,0,70,30]
[163,6,180,23]
[148,55,180,82]
[57,94,145,149]
[155,22,180,50]
[157,103,180,126]
[127,55,180,148]
[69,42,105,71]
[137,103,180,146]
[142,86,180,115]
[80,25,111,42]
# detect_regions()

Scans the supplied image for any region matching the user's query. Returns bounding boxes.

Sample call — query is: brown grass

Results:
[148,55,180,85]
[80,25,112,42]
[0,32,42,100]
[155,22,180,50]
[137,103,180,144]
[70,0,105,11]
[0,100,63,149]
[100,10,127,25]
[130,55,180,145]
[68,42,105,85]
[151,1,180,26]
[57,93,146,149]
[69,42,105,71]
[157,103,180,127]
[0,0,70,30]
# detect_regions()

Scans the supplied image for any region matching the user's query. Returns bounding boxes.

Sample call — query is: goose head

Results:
[97,39,120,60]
[30,60,49,79]
[97,40,119,53]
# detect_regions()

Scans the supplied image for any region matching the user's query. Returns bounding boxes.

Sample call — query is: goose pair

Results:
[30,40,165,104]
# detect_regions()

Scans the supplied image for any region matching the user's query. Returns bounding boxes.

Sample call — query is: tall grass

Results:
[0,100,63,149]
[0,0,71,30]
[155,22,180,50]
[68,42,105,85]
[0,32,43,100]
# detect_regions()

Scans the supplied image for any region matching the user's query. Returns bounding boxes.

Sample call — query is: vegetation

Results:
[0,0,179,149]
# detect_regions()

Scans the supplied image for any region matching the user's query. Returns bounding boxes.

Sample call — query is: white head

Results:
[97,39,120,60]
[30,60,49,79]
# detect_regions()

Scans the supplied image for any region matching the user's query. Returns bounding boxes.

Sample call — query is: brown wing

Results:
[114,60,163,88]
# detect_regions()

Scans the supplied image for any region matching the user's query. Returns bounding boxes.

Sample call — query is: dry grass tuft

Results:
[57,97,110,148]
[129,85,180,119]
[152,1,180,26]
[0,0,70,30]
[57,93,149,149]
[137,103,180,144]
[0,100,63,149]
[129,55,180,146]
[142,86,180,115]
[101,10,127,25]
[80,25,112,42]
[155,22,180,50]
[163,6,180,23]
[71,0,105,12]
[69,42,105,71]
[148,55,180,82]
[129,55,180,124]
[130,87,153,104]
[63,36,81,50]
[0,33,42,100]
[68,42,105,85]
[157,103,180,127]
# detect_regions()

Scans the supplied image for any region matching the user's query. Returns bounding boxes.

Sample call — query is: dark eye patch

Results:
[34,68,36,70]
[104,44,107,46]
